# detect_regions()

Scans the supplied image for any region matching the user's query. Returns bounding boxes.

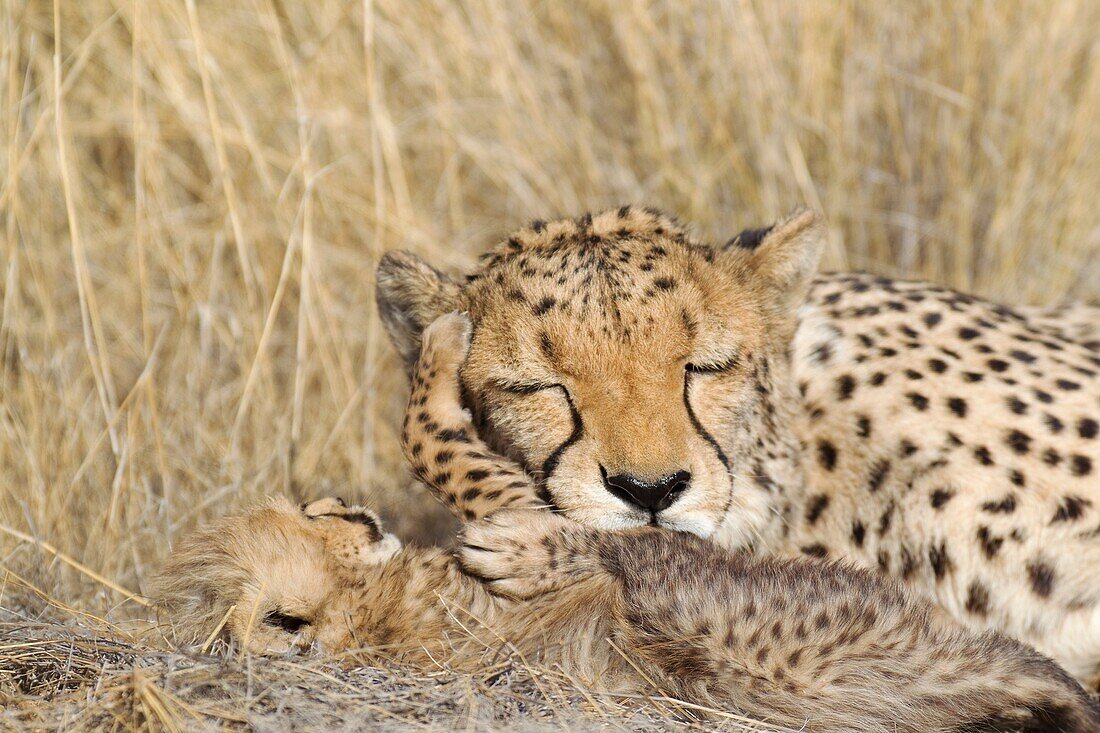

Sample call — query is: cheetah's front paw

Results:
[415,312,473,421]
[458,509,596,599]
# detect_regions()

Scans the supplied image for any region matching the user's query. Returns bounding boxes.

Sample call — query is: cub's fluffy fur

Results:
[156,498,1100,733]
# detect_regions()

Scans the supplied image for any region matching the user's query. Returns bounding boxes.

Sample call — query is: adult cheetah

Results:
[376,206,1100,687]
[156,494,1100,732]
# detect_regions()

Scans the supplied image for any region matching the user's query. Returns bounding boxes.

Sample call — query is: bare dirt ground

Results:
[1,1,1098,730]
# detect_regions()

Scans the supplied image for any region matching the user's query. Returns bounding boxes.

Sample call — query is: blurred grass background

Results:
[1,0,1098,615]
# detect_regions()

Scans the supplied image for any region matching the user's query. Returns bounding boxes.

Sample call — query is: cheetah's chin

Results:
[573,509,715,538]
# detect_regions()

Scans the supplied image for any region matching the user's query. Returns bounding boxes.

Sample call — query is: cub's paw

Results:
[458,509,593,599]
[300,497,402,567]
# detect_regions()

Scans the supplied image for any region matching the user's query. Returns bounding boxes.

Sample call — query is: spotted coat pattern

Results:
[377,206,1100,688]
[158,498,1100,732]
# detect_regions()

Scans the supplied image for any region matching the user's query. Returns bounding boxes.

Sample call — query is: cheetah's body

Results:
[789,274,1100,681]
[376,207,1100,687]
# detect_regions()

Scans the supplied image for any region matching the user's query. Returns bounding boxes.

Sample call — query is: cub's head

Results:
[155,497,400,654]
[377,207,824,546]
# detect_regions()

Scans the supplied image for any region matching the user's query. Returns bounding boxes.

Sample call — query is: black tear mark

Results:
[683,375,731,472]
[540,386,584,483]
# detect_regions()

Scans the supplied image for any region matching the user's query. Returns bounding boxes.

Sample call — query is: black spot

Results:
[836,374,856,401]
[653,276,676,291]
[987,359,1009,372]
[800,544,828,558]
[930,488,955,509]
[904,369,923,380]
[434,450,454,465]
[976,526,1003,559]
[946,397,967,417]
[899,439,918,457]
[869,371,887,386]
[1043,448,1062,466]
[962,371,984,383]
[877,550,891,572]
[922,312,943,328]
[929,542,953,580]
[928,358,947,373]
[907,392,929,410]
[1070,455,1092,477]
[805,494,830,524]
[1009,349,1036,364]
[973,446,994,466]
[1052,495,1091,523]
[851,521,866,547]
[981,494,1017,514]
[1044,414,1064,434]
[867,460,890,492]
[1033,388,1053,404]
[1027,561,1055,598]
[730,225,774,250]
[965,582,990,616]
[899,546,918,579]
[1004,429,1031,455]
[436,428,472,443]
[812,341,834,364]
[1008,469,1026,487]
[878,501,895,534]
[1078,418,1098,439]
[816,440,838,471]
[465,469,490,482]
[1055,379,1080,391]
[856,415,872,438]
[958,327,980,340]
[533,296,557,316]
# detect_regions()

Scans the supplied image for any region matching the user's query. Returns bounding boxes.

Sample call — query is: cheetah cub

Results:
[157,497,1099,733]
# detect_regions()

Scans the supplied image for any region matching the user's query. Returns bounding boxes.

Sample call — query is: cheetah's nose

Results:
[602,469,691,513]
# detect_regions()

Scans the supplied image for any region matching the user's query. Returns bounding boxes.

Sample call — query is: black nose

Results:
[602,469,691,513]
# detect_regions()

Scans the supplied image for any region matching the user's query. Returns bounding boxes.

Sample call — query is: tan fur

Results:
[377,206,1100,687]
[157,498,1100,732]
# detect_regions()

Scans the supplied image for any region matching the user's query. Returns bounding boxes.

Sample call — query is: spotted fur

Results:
[157,499,1100,732]
[377,206,1100,688]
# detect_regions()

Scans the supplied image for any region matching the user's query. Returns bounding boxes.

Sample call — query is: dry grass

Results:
[1,0,1098,729]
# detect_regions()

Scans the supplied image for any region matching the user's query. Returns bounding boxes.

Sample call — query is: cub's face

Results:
[156,497,401,655]
[377,208,823,542]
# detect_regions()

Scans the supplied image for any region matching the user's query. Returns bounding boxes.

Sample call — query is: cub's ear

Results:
[375,250,462,370]
[724,208,825,309]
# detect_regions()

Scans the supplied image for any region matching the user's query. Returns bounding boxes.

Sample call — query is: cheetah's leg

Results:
[401,313,544,521]
[457,509,607,598]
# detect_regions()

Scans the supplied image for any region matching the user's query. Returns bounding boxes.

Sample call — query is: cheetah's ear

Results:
[375,250,462,371]
[724,208,825,310]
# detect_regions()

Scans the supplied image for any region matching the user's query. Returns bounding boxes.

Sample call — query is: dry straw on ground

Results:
[1,0,1098,729]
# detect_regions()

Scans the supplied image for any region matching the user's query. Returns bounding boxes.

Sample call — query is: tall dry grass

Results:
[1,0,1098,620]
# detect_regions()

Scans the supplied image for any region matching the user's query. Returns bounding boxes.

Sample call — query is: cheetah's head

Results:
[155,497,400,654]
[377,207,824,545]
